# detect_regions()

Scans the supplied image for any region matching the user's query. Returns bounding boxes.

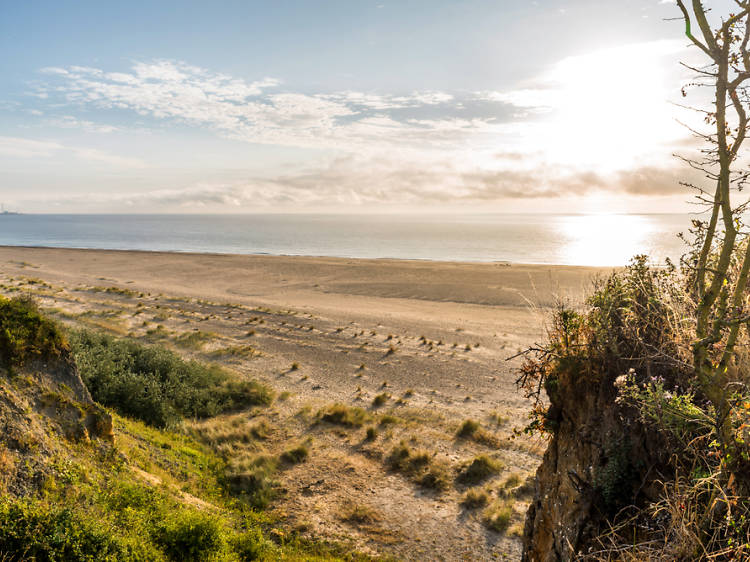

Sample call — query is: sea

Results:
[0,213,693,267]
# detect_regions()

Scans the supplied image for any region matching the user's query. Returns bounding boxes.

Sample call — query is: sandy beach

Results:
[0,246,609,560]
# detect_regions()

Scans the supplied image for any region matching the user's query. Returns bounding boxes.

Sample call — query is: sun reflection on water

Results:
[554,214,659,267]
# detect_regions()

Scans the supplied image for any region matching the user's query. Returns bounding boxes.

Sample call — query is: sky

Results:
[0,0,732,214]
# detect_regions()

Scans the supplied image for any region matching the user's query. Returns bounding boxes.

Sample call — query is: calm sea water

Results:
[0,213,692,266]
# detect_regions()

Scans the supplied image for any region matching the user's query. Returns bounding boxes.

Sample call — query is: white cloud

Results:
[35,60,480,152]
[46,115,119,133]
[0,135,145,167]
[22,44,701,211]
[0,137,63,158]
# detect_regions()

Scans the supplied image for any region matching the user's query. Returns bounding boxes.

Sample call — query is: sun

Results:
[539,41,689,173]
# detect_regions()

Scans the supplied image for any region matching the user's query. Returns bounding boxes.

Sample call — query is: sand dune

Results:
[0,246,610,560]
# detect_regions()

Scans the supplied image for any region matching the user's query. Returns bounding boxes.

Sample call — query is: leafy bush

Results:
[69,330,273,428]
[231,528,268,561]
[518,256,689,436]
[0,498,139,561]
[519,257,750,557]
[0,296,67,370]
[154,510,225,562]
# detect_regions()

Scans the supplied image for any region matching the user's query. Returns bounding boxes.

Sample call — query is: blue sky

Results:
[0,0,726,213]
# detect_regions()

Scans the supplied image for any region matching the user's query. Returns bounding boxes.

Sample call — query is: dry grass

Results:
[318,404,371,428]
[483,499,515,533]
[461,487,490,509]
[457,455,504,485]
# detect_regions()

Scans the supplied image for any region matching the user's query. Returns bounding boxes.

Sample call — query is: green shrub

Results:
[69,329,273,428]
[231,527,268,560]
[154,510,225,561]
[0,498,137,561]
[0,296,67,370]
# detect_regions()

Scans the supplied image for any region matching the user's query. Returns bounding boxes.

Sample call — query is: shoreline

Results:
[0,243,613,270]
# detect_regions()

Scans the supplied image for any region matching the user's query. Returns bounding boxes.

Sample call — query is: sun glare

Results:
[542,42,687,172]
[556,213,657,266]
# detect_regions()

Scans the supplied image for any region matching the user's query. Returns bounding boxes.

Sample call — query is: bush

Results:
[0,296,67,370]
[231,527,268,561]
[0,498,136,561]
[456,455,503,485]
[518,257,750,557]
[69,330,273,428]
[154,510,225,562]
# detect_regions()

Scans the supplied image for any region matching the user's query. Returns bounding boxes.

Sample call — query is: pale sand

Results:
[0,246,612,560]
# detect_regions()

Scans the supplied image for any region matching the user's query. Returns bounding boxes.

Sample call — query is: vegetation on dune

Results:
[0,298,371,561]
[0,295,67,370]
[317,404,371,427]
[69,329,273,428]
[519,257,750,558]
[456,455,503,486]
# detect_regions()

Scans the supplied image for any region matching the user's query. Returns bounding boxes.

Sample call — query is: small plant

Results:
[155,509,225,560]
[455,419,500,447]
[419,463,451,491]
[462,488,490,509]
[280,443,309,464]
[483,499,514,533]
[457,419,480,438]
[318,404,371,427]
[340,504,380,526]
[226,455,279,509]
[457,455,504,485]
[365,426,378,441]
[290,362,299,371]
[379,414,399,426]
[372,392,390,407]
